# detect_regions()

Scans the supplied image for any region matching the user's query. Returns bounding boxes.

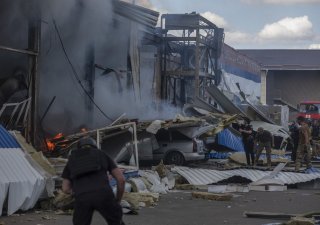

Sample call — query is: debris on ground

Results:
[191,192,233,201]
[285,217,315,225]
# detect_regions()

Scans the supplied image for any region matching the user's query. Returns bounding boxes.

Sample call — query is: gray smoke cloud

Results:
[39,0,118,134]
[1,0,179,135]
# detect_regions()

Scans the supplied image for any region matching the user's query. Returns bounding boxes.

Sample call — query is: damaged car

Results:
[104,124,214,166]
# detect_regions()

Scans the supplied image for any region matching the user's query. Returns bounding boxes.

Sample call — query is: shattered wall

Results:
[0,0,185,136]
[38,0,175,135]
[220,44,261,103]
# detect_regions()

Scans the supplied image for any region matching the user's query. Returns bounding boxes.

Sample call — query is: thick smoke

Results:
[39,0,119,134]
[1,0,178,135]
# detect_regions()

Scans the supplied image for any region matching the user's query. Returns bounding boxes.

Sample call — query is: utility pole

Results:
[28,0,41,146]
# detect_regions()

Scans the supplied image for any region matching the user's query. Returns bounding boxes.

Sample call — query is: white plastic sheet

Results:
[0,148,46,215]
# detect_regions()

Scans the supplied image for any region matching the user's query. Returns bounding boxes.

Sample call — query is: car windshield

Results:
[299,103,320,114]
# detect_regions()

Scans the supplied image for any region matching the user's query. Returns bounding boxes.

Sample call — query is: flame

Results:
[45,132,64,151]
[54,133,63,139]
[46,139,55,151]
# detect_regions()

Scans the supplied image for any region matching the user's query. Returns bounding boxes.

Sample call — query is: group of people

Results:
[60,117,314,225]
[239,119,273,167]
[239,116,312,171]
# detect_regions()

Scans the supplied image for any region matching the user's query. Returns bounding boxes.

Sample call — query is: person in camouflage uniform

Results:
[254,127,273,168]
[295,116,312,171]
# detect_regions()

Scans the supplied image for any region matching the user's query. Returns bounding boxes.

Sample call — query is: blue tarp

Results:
[0,125,20,148]
[206,152,230,159]
[109,170,139,186]
[217,129,244,152]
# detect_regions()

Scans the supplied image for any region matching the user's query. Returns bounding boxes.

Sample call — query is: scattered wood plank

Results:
[244,211,295,220]
[244,211,320,220]
[191,192,232,201]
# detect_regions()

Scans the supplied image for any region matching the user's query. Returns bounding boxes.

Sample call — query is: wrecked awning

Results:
[0,126,50,216]
[250,121,290,139]
[172,166,320,186]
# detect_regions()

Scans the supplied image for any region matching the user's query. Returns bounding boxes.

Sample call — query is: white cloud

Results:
[309,44,320,49]
[224,31,252,45]
[258,16,314,40]
[201,11,228,29]
[242,0,320,4]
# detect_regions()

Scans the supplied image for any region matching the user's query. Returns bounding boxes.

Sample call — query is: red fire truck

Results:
[297,101,320,120]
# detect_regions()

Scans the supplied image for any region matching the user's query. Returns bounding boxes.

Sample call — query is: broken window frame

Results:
[0,97,31,130]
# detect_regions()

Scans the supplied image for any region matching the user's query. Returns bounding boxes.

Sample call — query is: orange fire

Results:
[54,133,63,139]
[46,132,64,151]
[46,139,55,151]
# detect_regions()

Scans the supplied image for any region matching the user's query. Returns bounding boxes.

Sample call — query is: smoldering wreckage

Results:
[0,0,320,225]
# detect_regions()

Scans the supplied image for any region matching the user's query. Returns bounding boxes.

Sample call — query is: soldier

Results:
[295,116,312,171]
[62,137,126,225]
[289,121,299,161]
[254,127,273,168]
[239,118,255,166]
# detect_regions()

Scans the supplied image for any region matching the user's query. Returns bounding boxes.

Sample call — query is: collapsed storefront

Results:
[1,0,320,221]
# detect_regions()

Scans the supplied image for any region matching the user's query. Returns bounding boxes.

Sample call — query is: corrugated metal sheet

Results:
[244,100,275,124]
[172,167,320,185]
[250,121,289,139]
[217,128,244,152]
[206,85,245,115]
[0,125,20,148]
[114,1,159,29]
[239,49,320,70]
[0,148,46,216]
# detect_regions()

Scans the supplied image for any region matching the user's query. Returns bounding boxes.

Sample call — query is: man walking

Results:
[295,116,312,171]
[254,127,273,168]
[62,137,125,225]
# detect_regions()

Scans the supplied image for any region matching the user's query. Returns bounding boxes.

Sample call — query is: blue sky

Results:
[131,0,320,49]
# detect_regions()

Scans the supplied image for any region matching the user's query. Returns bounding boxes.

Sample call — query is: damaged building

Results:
[1,0,320,221]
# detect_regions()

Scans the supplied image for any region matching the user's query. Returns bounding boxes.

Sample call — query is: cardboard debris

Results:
[140,177,153,190]
[14,132,56,175]
[154,160,168,178]
[146,120,164,134]
[53,190,74,209]
[229,151,289,166]
[123,192,159,209]
[140,170,169,194]
[191,192,232,201]
[128,178,147,192]
[286,217,315,225]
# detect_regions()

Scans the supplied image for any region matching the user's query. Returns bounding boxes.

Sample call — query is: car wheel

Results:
[164,151,185,166]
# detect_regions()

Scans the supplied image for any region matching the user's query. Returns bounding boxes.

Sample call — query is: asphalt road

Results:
[1,189,319,225]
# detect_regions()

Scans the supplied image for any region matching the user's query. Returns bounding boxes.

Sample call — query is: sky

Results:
[131,0,320,49]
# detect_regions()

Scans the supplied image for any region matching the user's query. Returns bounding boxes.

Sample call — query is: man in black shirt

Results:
[254,127,273,168]
[239,119,255,166]
[62,137,125,225]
